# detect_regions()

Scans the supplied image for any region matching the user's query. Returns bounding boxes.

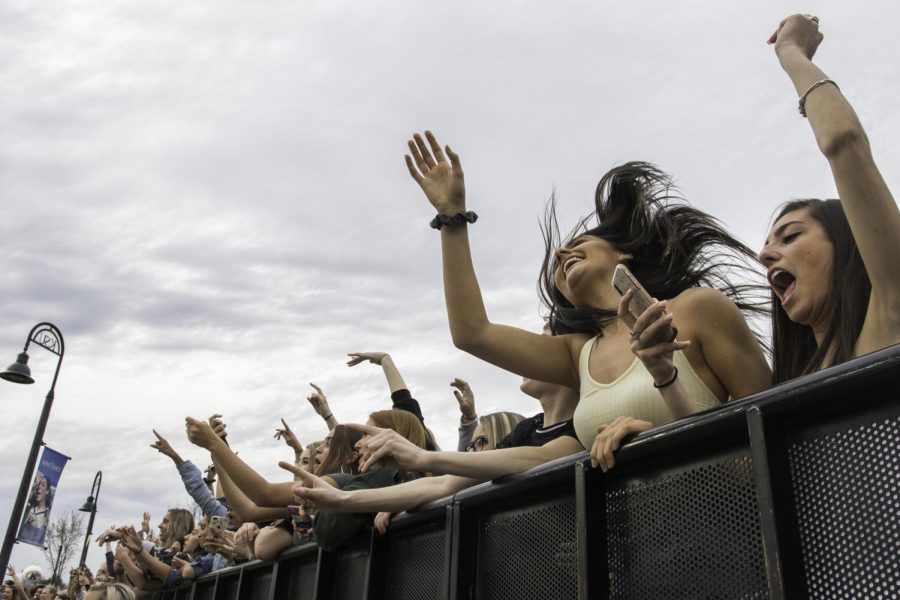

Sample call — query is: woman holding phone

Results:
[761,14,900,379]
[391,130,771,475]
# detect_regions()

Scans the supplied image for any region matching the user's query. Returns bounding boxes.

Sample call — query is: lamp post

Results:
[77,471,102,569]
[0,322,65,577]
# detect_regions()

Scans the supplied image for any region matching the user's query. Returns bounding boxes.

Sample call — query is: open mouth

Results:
[562,256,583,277]
[768,268,797,303]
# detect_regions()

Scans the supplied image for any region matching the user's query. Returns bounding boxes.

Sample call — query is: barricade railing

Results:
[155,344,900,599]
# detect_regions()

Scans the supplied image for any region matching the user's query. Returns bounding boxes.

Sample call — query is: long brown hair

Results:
[771,199,870,383]
[315,426,363,476]
[162,508,194,549]
[368,409,427,449]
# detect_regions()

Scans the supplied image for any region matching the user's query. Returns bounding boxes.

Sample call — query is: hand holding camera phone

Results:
[209,516,226,539]
[612,265,677,342]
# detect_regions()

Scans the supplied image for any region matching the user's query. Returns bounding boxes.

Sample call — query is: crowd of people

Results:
[4,13,898,599]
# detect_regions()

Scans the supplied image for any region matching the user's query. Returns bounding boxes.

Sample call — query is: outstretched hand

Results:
[279,461,347,511]
[405,131,466,215]
[274,418,302,451]
[346,423,428,473]
[150,430,179,460]
[767,13,822,59]
[617,290,689,385]
[346,352,388,367]
[450,378,476,419]
[306,383,332,418]
[185,417,222,450]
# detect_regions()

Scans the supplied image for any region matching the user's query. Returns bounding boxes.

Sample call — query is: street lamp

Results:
[77,471,102,569]
[0,322,65,577]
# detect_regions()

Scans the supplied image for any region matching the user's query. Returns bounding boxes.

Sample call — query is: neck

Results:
[538,388,578,426]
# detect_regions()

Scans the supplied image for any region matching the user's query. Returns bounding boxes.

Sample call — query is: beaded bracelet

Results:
[430,211,478,230]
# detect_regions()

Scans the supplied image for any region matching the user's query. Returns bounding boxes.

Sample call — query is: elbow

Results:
[450,326,487,355]
[819,126,869,160]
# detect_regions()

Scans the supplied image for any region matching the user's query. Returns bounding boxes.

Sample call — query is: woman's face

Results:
[158,511,172,540]
[316,431,333,465]
[553,235,627,307]
[760,208,834,331]
[298,448,310,471]
[468,423,491,452]
[34,477,49,503]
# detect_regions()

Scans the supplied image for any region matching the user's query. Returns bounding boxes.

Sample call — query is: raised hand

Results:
[617,289,690,385]
[767,14,822,59]
[405,131,466,215]
[96,527,123,545]
[150,430,180,462]
[279,461,347,511]
[121,526,143,553]
[347,423,428,473]
[274,418,302,452]
[591,416,654,472]
[306,383,332,418]
[450,378,476,419]
[141,513,151,536]
[185,417,221,450]
[346,352,388,367]
[207,414,228,439]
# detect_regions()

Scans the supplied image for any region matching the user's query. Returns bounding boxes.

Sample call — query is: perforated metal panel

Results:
[476,497,578,600]
[606,453,767,599]
[330,547,369,600]
[216,575,240,600]
[193,579,217,600]
[384,528,447,600]
[240,569,272,600]
[789,416,900,598]
[283,559,318,600]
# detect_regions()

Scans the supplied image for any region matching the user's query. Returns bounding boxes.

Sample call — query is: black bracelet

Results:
[323,413,333,421]
[430,211,478,230]
[203,478,216,485]
[653,366,678,389]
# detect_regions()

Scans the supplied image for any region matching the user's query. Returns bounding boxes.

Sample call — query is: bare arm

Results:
[185,417,295,507]
[772,15,900,342]
[212,455,290,523]
[281,462,477,513]
[406,131,582,387]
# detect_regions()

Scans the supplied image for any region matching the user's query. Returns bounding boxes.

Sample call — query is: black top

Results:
[496,414,578,449]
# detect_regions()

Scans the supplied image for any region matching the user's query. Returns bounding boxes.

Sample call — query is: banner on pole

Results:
[17,446,69,548]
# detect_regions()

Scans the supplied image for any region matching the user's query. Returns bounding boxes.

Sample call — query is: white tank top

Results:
[572,336,721,449]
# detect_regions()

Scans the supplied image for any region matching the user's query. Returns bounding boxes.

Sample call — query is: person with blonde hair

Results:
[83,582,135,600]
[467,412,525,452]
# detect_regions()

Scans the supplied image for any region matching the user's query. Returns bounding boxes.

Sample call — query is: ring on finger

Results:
[629,330,642,340]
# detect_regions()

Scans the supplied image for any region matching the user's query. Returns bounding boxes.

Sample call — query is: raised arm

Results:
[185,416,294,508]
[307,383,338,430]
[771,15,900,340]
[280,462,477,514]
[406,131,582,387]
[212,454,289,523]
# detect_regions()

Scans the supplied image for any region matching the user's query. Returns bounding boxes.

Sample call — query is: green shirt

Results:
[313,466,399,550]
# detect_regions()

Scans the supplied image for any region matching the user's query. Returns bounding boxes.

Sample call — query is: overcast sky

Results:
[2,0,898,576]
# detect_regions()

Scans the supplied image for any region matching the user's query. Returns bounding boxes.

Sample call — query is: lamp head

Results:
[1,352,34,384]
[78,496,96,513]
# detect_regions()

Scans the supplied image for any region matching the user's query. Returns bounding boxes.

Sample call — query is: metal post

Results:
[0,323,65,577]
[78,472,102,569]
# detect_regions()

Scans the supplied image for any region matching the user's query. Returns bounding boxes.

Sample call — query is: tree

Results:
[42,510,84,585]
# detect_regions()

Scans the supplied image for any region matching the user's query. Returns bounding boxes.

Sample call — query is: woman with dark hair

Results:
[18,473,53,545]
[386,130,771,475]
[761,14,900,382]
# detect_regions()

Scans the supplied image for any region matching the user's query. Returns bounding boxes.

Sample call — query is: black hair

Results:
[770,199,869,383]
[539,161,768,336]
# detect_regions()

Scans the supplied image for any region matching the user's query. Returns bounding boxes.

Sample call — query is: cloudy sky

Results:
[2,0,898,576]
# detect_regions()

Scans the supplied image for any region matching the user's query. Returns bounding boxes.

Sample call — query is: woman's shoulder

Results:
[669,287,750,334]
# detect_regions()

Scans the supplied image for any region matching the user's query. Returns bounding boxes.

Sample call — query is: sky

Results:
[1,0,898,577]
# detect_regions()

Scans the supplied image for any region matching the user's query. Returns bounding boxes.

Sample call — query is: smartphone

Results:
[612,265,677,341]
[209,516,226,538]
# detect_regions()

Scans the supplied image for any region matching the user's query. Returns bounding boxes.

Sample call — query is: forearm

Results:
[136,549,174,582]
[207,438,294,506]
[656,379,702,419]
[214,456,289,521]
[120,555,149,588]
[440,226,492,349]
[341,475,476,514]
[425,438,581,480]
[457,414,478,452]
[777,46,866,158]
[379,356,408,394]
[178,460,228,518]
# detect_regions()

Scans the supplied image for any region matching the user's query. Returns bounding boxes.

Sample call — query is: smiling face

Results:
[760,208,835,334]
[553,235,630,308]
[33,476,49,504]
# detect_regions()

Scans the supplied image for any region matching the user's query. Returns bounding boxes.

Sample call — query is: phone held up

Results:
[209,516,226,538]
[612,264,677,342]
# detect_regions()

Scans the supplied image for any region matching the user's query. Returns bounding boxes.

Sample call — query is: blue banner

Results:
[17,446,69,548]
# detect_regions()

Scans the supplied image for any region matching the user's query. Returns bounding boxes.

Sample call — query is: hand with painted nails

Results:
[450,378,476,420]
[405,130,466,216]
[591,416,654,473]
[617,290,689,385]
